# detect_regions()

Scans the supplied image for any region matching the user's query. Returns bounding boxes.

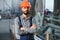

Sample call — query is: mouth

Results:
[23,11,30,15]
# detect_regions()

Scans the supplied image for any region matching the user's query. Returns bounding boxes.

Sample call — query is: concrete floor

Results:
[0,33,13,40]
[0,19,13,40]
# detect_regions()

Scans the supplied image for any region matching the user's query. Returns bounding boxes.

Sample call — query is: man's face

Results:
[21,7,30,15]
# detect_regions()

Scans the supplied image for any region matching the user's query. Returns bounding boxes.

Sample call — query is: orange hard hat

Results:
[20,1,31,8]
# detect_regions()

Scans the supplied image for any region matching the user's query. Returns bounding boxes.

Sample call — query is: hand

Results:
[30,24,36,29]
[20,27,25,31]
[31,26,36,28]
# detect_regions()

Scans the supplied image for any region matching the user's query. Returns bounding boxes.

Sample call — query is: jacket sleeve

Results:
[24,17,37,33]
[25,26,37,33]
[14,17,20,38]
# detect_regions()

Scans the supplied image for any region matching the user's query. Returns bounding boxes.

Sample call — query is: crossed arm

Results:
[20,24,37,33]
[14,17,37,35]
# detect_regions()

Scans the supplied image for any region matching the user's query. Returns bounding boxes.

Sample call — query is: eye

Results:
[23,7,29,9]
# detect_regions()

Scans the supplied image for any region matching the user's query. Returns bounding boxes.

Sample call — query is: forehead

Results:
[21,7,30,10]
[22,7,30,8]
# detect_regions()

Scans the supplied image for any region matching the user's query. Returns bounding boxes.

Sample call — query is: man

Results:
[14,1,37,40]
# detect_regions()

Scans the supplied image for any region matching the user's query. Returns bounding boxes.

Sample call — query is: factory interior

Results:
[0,0,60,40]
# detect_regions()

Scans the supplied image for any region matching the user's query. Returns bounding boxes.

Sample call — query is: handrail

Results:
[45,17,60,22]
[47,23,60,30]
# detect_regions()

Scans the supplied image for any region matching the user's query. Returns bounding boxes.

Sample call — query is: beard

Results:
[23,11,30,15]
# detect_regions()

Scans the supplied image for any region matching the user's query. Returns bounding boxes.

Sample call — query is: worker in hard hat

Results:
[14,1,37,40]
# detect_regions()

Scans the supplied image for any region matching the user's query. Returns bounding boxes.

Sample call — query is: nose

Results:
[25,7,28,11]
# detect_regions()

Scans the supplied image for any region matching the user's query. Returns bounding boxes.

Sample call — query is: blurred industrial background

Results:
[0,0,60,40]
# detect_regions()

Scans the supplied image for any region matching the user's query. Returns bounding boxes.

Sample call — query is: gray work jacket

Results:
[14,15,37,35]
